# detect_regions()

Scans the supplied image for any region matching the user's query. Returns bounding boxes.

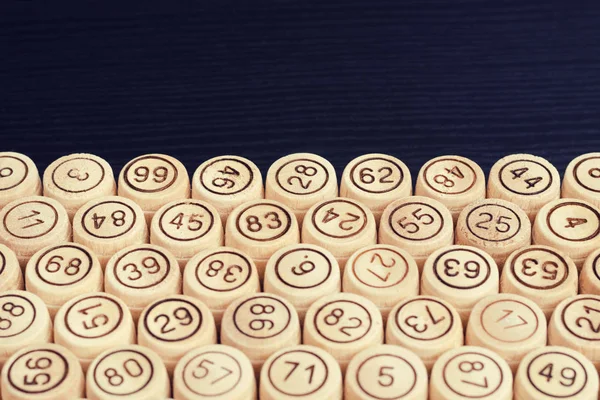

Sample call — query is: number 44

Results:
[510,167,543,188]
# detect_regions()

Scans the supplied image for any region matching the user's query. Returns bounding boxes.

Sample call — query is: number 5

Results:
[412,208,433,225]
[187,214,203,231]
[397,217,418,233]
[23,373,51,386]
[378,366,394,387]
[192,359,214,379]
[496,215,512,233]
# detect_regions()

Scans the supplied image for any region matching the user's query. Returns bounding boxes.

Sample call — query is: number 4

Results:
[565,217,587,228]
[218,166,239,176]
[170,213,184,229]
[322,208,339,223]
[539,363,553,382]
[445,166,464,179]
[92,213,105,229]
[510,167,542,188]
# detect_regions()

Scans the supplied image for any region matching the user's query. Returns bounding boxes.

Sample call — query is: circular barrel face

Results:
[53,292,135,368]
[303,293,383,372]
[138,295,216,373]
[225,199,299,274]
[515,346,599,400]
[173,344,256,400]
[456,198,531,266]
[548,294,600,369]
[73,196,148,265]
[429,346,513,400]
[303,198,376,268]
[0,152,41,209]
[501,245,577,318]
[25,243,103,315]
[340,154,412,221]
[104,244,181,318]
[2,344,85,399]
[43,153,116,217]
[533,199,600,267]
[0,196,70,265]
[487,154,560,220]
[345,345,428,400]
[87,345,170,399]
[561,153,600,210]
[151,199,223,265]
[386,296,464,371]
[192,155,264,224]
[343,244,419,319]
[220,293,301,373]
[264,244,341,321]
[466,293,547,372]
[416,155,485,220]
[183,247,260,325]
[260,345,343,400]
[421,245,499,325]
[379,196,454,268]
[118,154,190,221]
[266,153,338,224]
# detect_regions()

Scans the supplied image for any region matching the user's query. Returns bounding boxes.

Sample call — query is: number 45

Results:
[169,213,203,231]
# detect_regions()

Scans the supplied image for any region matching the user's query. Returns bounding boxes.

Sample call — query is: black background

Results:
[2,1,599,183]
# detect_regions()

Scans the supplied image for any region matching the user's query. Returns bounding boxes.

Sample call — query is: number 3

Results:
[67,168,89,181]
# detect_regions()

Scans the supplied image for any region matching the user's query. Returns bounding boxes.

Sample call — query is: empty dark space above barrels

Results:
[1,1,600,178]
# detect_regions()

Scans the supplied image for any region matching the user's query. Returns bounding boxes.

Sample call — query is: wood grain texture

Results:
[1,1,599,178]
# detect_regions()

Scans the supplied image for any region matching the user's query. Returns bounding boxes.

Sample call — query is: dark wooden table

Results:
[2,1,599,181]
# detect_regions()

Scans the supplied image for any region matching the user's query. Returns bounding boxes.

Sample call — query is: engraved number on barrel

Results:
[104,358,144,386]
[359,166,394,185]
[18,210,44,230]
[206,260,242,283]
[246,212,282,232]
[324,308,362,336]
[249,303,275,331]
[404,305,445,334]
[433,166,464,188]
[322,208,360,231]
[45,256,82,276]
[283,360,316,384]
[538,363,577,386]
[133,166,168,183]
[397,208,433,233]
[474,213,512,233]
[0,302,25,331]
[212,165,239,189]
[192,358,234,385]
[23,356,52,386]
[153,307,194,334]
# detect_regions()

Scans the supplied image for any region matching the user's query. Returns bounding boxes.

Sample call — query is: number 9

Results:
[153,166,168,183]
[464,260,480,278]
[133,166,149,182]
